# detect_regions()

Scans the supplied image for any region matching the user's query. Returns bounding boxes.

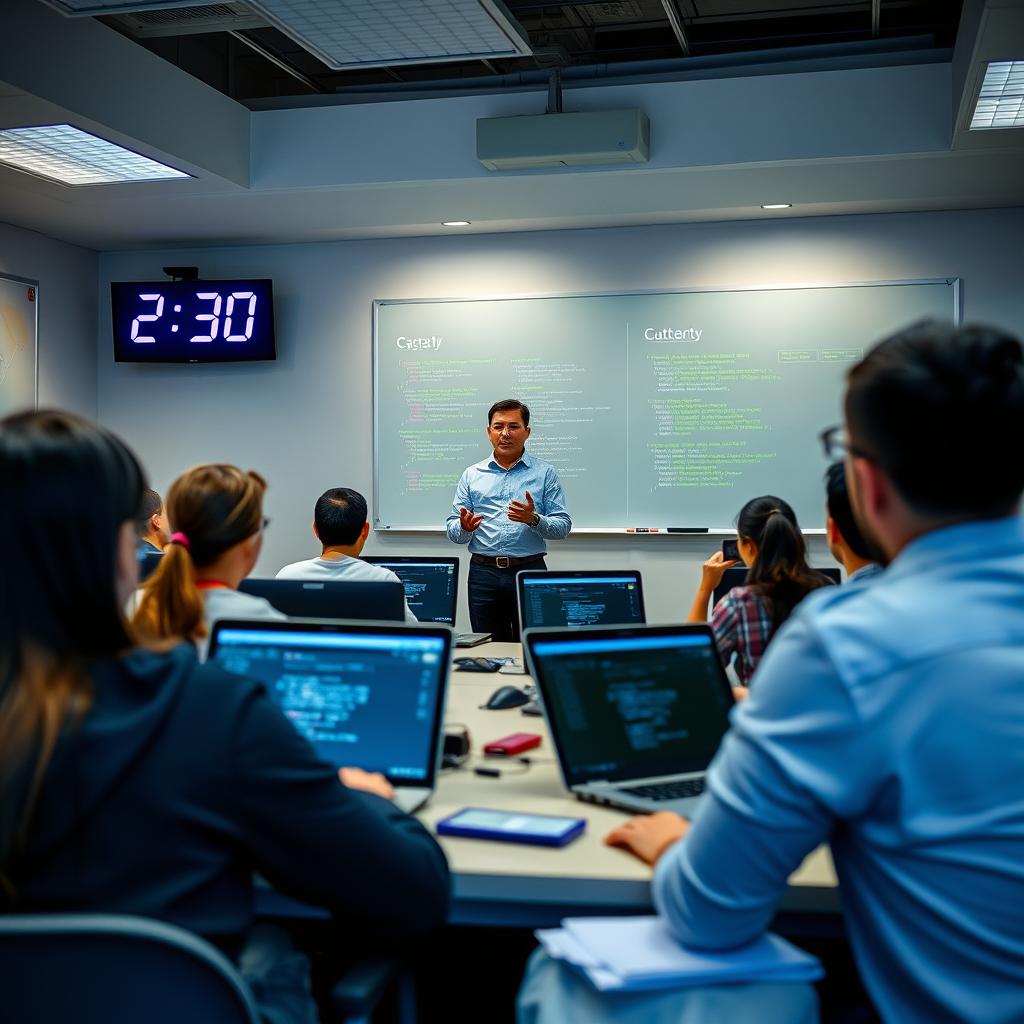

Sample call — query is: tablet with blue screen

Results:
[436,808,586,847]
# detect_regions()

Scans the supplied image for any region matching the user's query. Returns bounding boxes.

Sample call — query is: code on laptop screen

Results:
[521,576,644,628]
[532,635,731,783]
[213,630,444,779]
[371,562,457,624]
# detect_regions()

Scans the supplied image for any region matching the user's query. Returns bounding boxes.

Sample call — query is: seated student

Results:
[687,497,830,685]
[138,486,169,552]
[569,321,1024,1024]
[825,461,883,584]
[133,464,285,657]
[276,487,418,623]
[0,410,450,1024]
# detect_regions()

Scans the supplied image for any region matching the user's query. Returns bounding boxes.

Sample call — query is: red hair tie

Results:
[169,531,190,550]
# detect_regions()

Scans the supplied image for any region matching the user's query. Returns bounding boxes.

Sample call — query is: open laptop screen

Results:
[518,571,645,629]
[362,558,458,624]
[210,624,448,785]
[527,629,732,784]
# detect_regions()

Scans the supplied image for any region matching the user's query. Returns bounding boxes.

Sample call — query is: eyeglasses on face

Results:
[818,424,873,462]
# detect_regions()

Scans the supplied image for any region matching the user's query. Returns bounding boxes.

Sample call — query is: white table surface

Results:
[428,642,838,926]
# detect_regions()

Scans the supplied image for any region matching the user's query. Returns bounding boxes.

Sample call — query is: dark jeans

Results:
[468,557,546,642]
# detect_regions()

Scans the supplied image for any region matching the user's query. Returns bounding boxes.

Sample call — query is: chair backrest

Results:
[0,914,261,1024]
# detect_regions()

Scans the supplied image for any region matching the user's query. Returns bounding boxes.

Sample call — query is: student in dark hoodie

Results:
[0,409,450,1024]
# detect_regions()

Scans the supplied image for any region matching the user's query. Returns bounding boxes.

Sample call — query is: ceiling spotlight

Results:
[441,220,472,227]
[761,204,792,210]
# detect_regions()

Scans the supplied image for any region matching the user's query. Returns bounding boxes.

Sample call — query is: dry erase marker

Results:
[627,528,660,533]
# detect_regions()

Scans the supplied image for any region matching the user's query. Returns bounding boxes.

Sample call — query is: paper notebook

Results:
[537,916,823,993]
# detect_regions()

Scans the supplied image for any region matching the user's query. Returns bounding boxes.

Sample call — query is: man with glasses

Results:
[523,322,1024,1023]
[447,399,572,641]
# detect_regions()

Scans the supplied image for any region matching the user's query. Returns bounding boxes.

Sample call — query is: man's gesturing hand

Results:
[459,507,484,532]
[508,490,537,525]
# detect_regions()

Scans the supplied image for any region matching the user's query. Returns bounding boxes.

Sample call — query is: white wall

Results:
[97,207,1024,628]
[0,220,97,417]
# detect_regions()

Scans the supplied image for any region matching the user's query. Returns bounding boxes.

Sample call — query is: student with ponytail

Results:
[133,463,284,655]
[688,496,830,685]
[0,411,449,1024]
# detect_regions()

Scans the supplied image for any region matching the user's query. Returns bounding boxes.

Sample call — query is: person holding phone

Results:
[687,497,830,686]
[446,399,572,641]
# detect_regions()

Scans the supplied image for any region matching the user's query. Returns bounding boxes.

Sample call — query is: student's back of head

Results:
[845,319,1024,525]
[824,461,880,574]
[0,409,146,873]
[737,495,829,636]
[314,487,368,549]
[133,464,266,642]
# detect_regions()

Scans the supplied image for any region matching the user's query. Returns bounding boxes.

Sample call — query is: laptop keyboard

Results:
[620,778,705,801]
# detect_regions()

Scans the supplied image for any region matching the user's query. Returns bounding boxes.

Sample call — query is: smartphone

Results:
[722,538,740,561]
[436,808,585,847]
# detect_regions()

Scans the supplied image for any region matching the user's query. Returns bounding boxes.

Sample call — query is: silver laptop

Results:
[208,618,451,813]
[524,624,734,816]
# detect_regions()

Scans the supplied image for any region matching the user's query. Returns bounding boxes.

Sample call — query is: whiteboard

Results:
[374,279,959,532]
[0,273,38,417]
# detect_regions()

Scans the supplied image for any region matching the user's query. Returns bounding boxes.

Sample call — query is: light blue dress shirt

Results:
[446,450,572,557]
[653,515,1024,1023]
[847,561,883,584]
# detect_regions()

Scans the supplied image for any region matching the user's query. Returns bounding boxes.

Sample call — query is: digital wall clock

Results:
[111,279,276,363]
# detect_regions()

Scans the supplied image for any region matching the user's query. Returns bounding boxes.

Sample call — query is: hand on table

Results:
[459,507,484,532]
[604,812,690,867]
[507,490,537,524]
[339,767,394,800]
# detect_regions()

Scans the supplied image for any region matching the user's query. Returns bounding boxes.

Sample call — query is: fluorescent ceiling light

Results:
[441,220,472,226]
[970,61,1024,130]
[39,1,206,14]
[761,203,792,210]
[242,0,532,71]
[0,125,190,186]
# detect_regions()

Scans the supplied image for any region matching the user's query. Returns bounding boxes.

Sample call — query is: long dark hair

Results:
[737,496,830,636]
[0,410,146,889]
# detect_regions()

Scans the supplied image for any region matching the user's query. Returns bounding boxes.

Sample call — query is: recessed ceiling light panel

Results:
[39,1,206,15]
[244,0,532,70]
[441,220,472,226]
[0,125,190,186]
[761,203,792,210]
[970,61,1024,130]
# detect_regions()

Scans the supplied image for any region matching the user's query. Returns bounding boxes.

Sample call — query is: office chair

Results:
[0,914,416,1024]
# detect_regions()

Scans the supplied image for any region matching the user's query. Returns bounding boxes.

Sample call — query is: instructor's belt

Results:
[471,553,546,570]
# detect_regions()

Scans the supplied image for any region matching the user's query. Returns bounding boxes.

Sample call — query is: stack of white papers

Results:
[537,916,823,993]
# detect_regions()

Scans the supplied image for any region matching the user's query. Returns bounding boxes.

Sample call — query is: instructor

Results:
[447,399,572,641]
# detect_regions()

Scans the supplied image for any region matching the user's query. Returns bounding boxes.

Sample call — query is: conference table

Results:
[419,642,839,928]
[258,640,839,930]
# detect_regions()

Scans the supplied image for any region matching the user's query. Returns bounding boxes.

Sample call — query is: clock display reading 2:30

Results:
[130,290,259,344]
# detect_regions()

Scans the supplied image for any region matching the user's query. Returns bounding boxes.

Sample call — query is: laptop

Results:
[208,619,452,813]
[712,566,841,607]
[361,556,491,647]
[517,570,646,632]
[239,578,405,622]
[523,624,735,817]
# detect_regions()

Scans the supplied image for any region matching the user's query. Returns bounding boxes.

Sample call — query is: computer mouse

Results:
[482,685,531,710]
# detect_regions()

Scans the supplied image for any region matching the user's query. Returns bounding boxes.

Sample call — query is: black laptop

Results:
[712,566,841,607]
[524,624,734,817]
[517,570,646,632]
[208,618,452,812]
[361,556,459,624]
[238,578,405,622]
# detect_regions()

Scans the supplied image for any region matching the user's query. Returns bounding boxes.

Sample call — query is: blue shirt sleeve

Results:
[446,470,472,544]
[652,610,873,949]
[533,466,572,540]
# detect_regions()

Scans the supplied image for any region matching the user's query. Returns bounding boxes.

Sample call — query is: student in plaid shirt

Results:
[688,496,831,687]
